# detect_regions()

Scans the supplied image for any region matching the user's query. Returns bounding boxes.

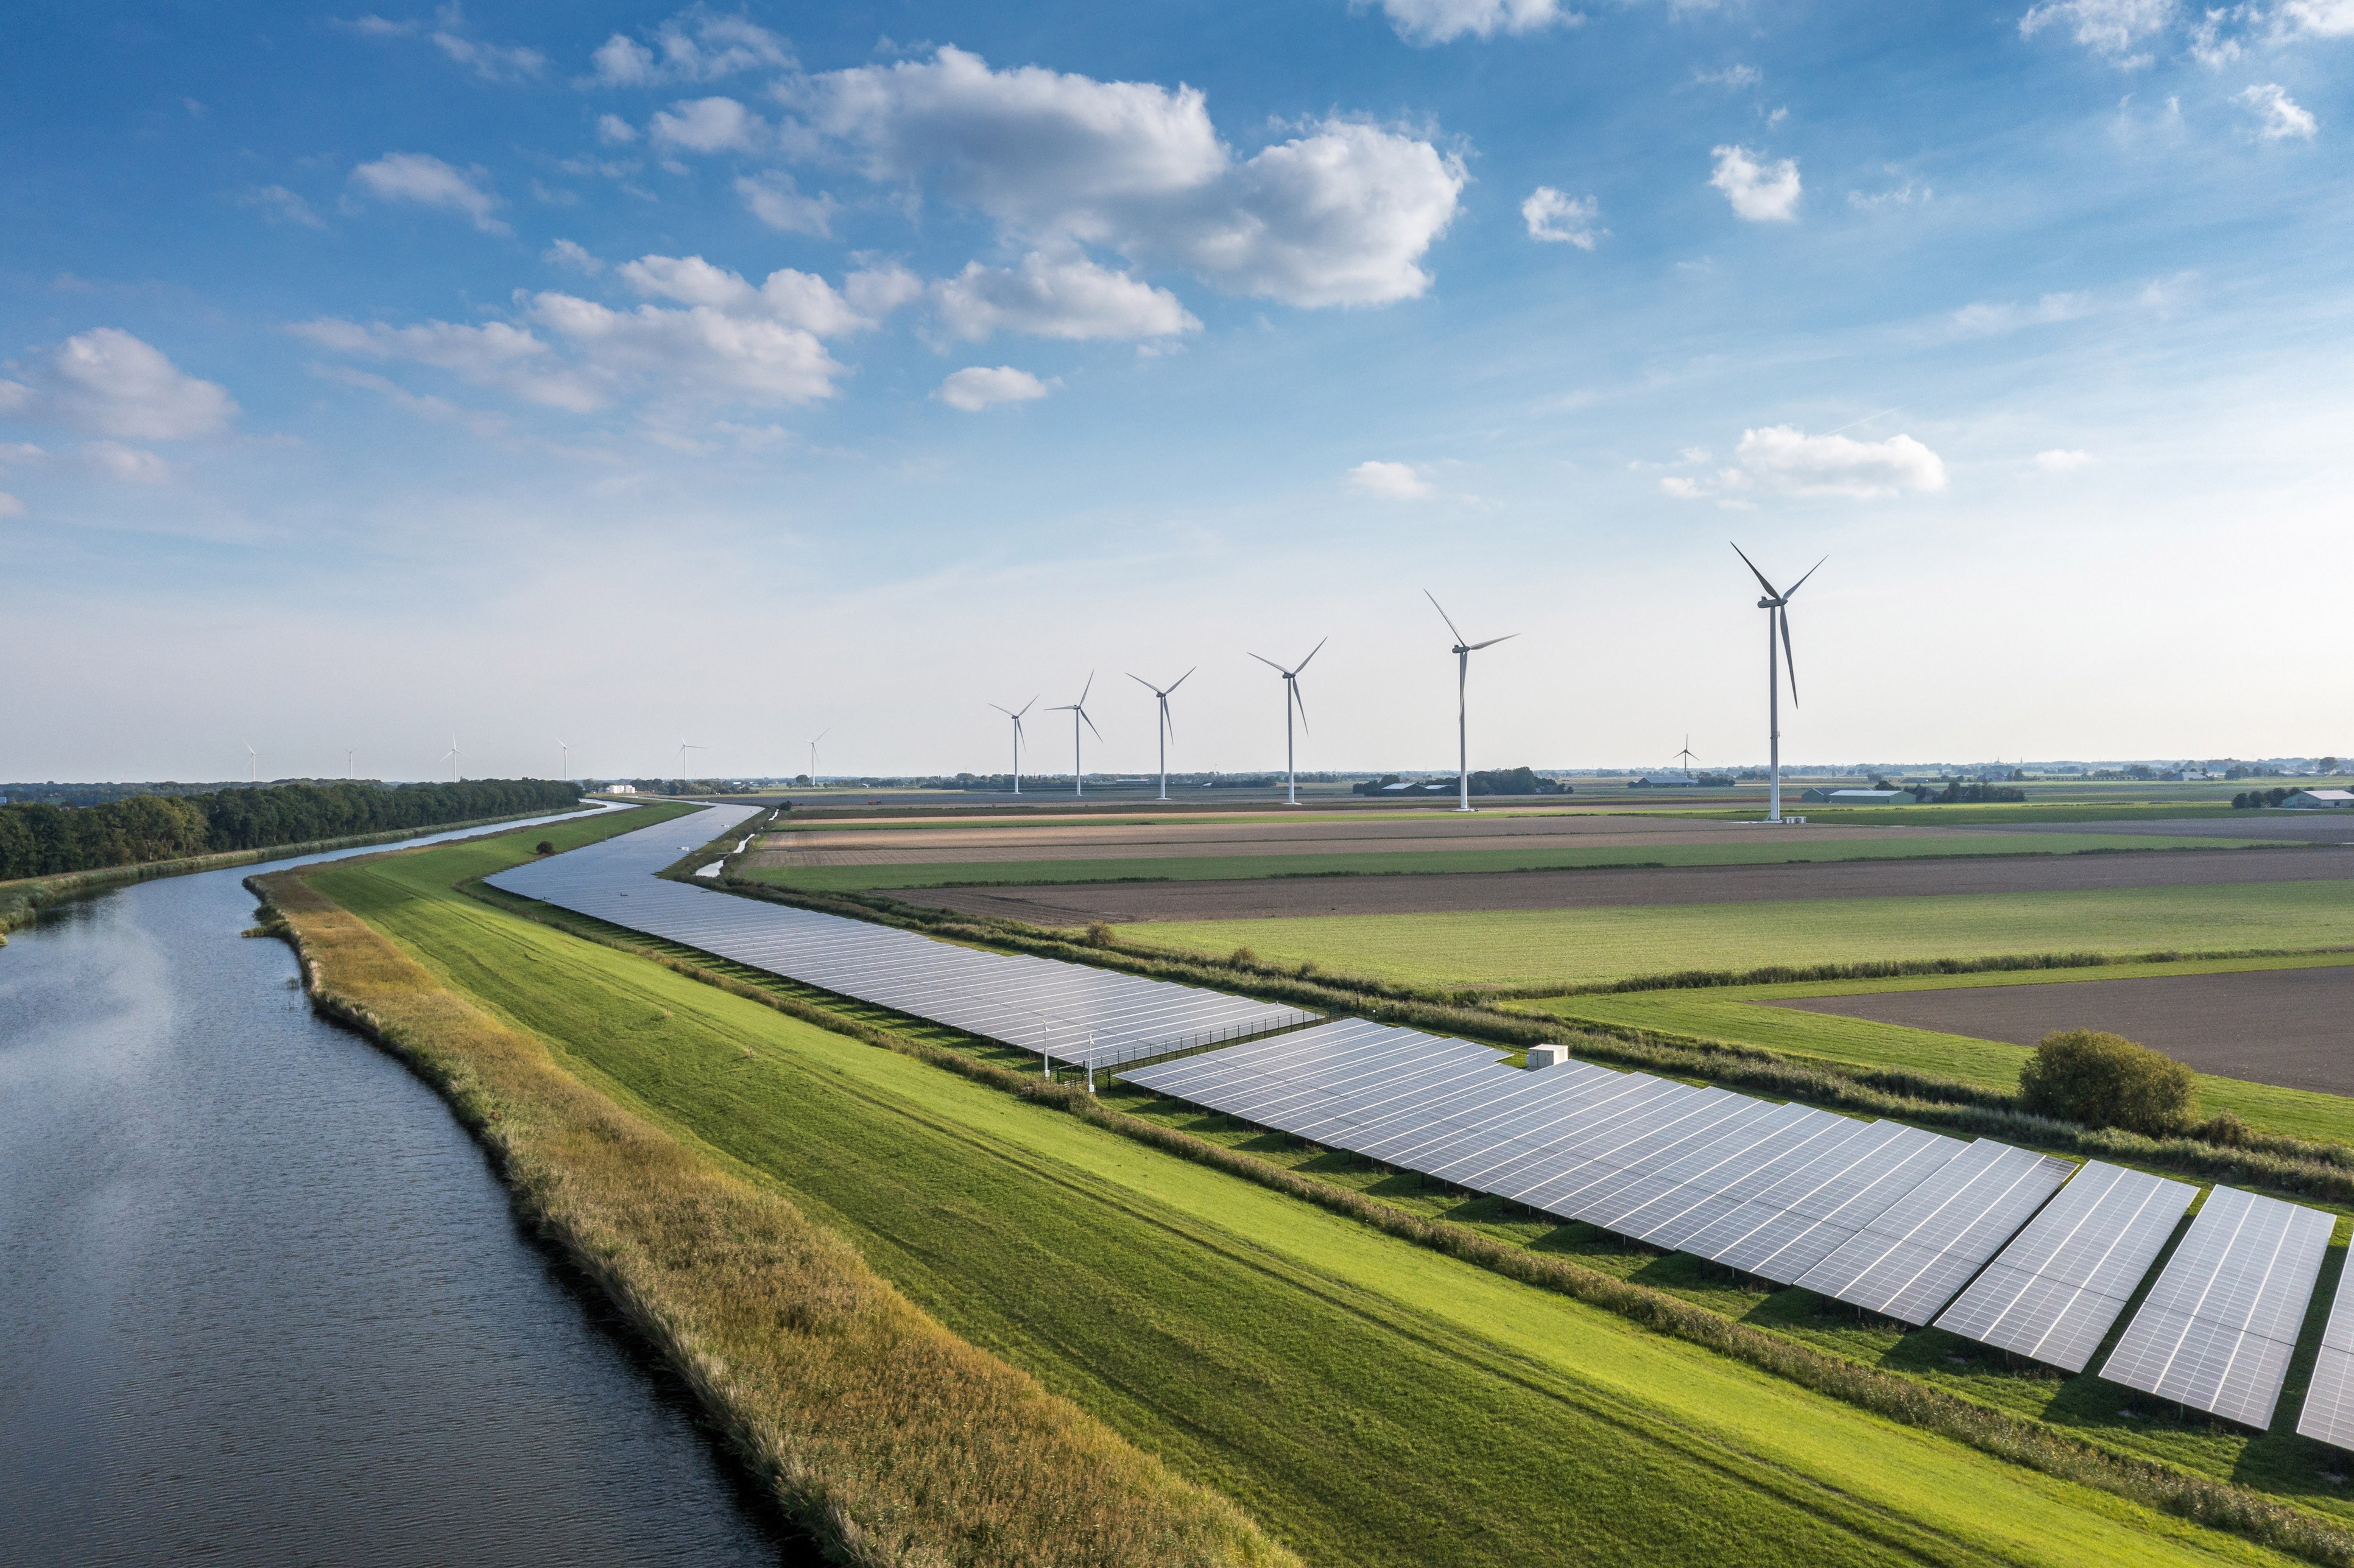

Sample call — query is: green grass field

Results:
[309,826,2313,1567]
[1113,880,2354,991]
[741,831,2267,895]
[1511,958,2354,1145]
[1663,803,2253,826]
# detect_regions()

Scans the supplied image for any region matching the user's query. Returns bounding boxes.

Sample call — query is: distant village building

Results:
[2283,789,2354,809]
[605,782,638,795]
[1628,773,1700,788]
[1802,787,1911,804]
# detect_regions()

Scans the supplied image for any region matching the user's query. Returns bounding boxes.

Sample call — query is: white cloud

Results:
[239,185,326,228]
[297,253,915,415]
[0,492,23,518]
[431,29,545,82]
[0,329,238,439]
[2018,0,2176,59]
[1522,186,1602,247]
[735,171,838,235]
[588,10,793,86]
[1662,425,1946,501]
[2280,0,2354,35]
[350,152,509,234]
[1949,292,2091,335]
[346,15,415,38]
[543,238,603,273]
[1345,459,1435,499]
[2035,448,2096,470]
[650,95,766,153]
[1696,64,1763,87]
[1370,0,1576,44]
[932,253,1199,341]
[936,366,1057,410]
[85,440,172,485]
[1708,145,1800,222]
[596,113,640,145]
[785,47,1464,309]
[2237,82,2318,139]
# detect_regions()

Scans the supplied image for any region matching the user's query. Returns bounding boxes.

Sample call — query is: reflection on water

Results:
[0,815,805,1565]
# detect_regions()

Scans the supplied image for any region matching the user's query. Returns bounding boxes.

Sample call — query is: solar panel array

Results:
[2099,1184,2334,1430]
[1932,1161,2196,1373]
[2299,1259,2354,1450]
[492,804,1314,1067]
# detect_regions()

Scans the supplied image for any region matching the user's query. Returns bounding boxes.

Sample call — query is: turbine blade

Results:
[1424,590,1467,647]
[1019,697,1037,715]
[992,704,1013,716]
[1162,703,1176,742]
[1467,633,1518,651]
[1168,666,1195,693]
[1248,652,1284,673]
[1082,709,1104,742]
[1079,670,1094,705]
[1127,672,1155,693]
[1783,554,1828,599]
[1730,541,1781,600]
[1295,635,1328,674]
[1780,606,1800,706]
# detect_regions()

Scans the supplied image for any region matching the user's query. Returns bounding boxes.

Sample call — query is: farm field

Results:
[310,826,2317,1567]
[1109,880,2354,991]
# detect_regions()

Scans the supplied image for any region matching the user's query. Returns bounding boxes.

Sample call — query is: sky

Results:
[4,0,2351,783]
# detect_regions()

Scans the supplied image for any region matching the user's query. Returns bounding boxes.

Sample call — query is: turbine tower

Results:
[1248,639,1325,806]
[990,698,1037,795]
[440,736,460,782]
[675,741,705,778]
[1048,675,1101,797]
[555,737,571,779]
[805,730,828,788]
[344,748,356,780]
[1731,543,1825,825]
[245,742,259,783]
[1674,736,1699,776]
[1127,669,1194,801]
[1425,592,1517,814]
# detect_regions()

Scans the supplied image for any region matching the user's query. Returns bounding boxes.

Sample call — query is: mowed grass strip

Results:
[1114,881,2354,991]
[742,831,2260,894]
[322,832,2304,1568]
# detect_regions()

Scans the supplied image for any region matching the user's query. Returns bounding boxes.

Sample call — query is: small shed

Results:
[2283,789,2354,809]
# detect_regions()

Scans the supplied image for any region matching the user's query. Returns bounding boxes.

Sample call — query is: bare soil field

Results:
[901,846,2353,925]
[1760,965,2354,1095]
[2006,815,2354,843]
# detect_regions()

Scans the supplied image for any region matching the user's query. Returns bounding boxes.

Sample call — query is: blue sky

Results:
[4,0,2351,782]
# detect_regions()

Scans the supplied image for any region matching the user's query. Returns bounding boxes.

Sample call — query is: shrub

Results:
[535,840,557,856]
[1228,946,1257,968]
[1084,921,1116,947]
[2018,1030,2195,1135]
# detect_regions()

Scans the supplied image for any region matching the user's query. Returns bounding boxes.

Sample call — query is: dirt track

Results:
[898,846,2354,926]
[1761,966,2354,1095]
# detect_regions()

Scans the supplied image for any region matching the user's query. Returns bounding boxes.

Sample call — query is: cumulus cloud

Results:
[1369,0,1576,43]
[543,237,603,273]
[1696,64,1763,87]
[431,29,545,82]
[936,365,1057,410]
[2034,448,2096,470]
[2280,0,2354,35]
[0,492,23,517]
[2018,0,2176,59]
[735,170,838,235]
[2237,82,2318,138]
[1949,292,2091,335]
[85,440,172,485]
[350,152,509,233]
[1709,145,1801,222]
[933,253,1199,341]
[781,47,1465,309]
[1345,459,1435,499]
[239,184,326,228]
[588,9,793,86]
[1522,186,1602,247]
[650,95,766,153]
[0,328,238,440]
[1662,425,1946,501]
[297,253,916,415]
[596,113,640,145]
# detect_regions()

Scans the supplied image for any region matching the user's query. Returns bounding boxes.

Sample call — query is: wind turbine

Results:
[805,730,828,788]
[344,748,356,780]
[1425,592,1517,814]
[440,736,461,782]
[1731,543,1825,824]
[555,737,571,779]
[245,742,259,783]
[1127,669,1194,801]
[1048,675,1101,796]
[1249,639,1325,806]
[1674,736,1699,776]
[675,742,705,777]
[990,698,1037,794]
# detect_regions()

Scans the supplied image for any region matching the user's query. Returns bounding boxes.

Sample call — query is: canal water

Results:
[0,812,803,1566]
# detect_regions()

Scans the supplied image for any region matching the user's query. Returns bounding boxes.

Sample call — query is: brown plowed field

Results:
[1761,966,2354,1095]
[898,846,2354,926]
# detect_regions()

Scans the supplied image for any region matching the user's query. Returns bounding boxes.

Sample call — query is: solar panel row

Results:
[490,804,1314,1067]
[2299,1256,2354,1451]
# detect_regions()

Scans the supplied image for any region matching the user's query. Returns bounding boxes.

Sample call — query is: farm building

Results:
[1802,787,1911,804]
[2283,789,2354,809]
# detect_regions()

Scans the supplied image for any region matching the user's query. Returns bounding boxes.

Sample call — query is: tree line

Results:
[0,778,580,881]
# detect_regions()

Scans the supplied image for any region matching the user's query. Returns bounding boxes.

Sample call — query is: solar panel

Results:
[1624,1105,1853,1250]
[2099,1185,2333,1430]
[1702,1123,1965,1284]
[2298,1274,2354,1452]
[1795,1141,2075,1324]
[492,805,1315,1066]
[1931,1161,2196,1372]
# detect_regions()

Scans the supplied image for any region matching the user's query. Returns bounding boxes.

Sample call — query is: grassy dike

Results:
[250,814,1292,1568]
[260,819,2338,1567]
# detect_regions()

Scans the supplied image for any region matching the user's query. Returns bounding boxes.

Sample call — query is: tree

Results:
[2017,1029,2194,1135]
[535,840,557,856]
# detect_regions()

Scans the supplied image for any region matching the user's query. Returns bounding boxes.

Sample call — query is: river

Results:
[0,810,803,1565]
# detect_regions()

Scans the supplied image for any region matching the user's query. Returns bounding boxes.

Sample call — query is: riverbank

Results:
[0,804,603,941]
[249,820,1293,1568]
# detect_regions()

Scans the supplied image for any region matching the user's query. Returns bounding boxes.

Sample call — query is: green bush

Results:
[2018,1029,2195,1135]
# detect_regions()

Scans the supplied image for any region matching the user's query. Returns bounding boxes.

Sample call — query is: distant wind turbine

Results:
[555,737,571,779]
[1048,675,1102,796]
[1731,543,1826,824]
[1426,592,1517,814]
[1248,639,1325,806]
[990,698,1037,795]
[1674,736,1699,776]
[1127,669,1194,801]
[440,736,461,782]
[245,742,259,783]
[344,748,356,780]
[675,742,705,776]
[805,730,828,787]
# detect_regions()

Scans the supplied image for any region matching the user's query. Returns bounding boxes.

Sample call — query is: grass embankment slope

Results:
[742,829,2262,895]
[1115,880,2354,991]
[263,812,1286,1568]
[297,824,2300,1567]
